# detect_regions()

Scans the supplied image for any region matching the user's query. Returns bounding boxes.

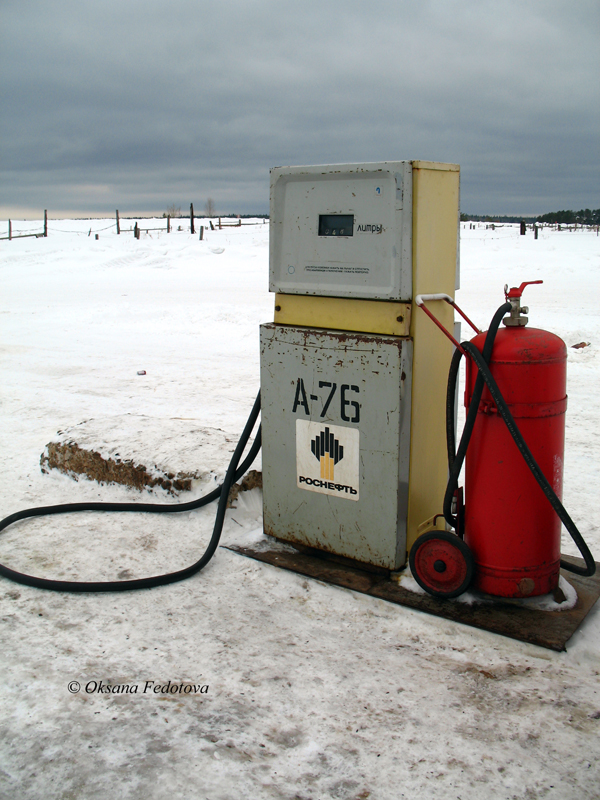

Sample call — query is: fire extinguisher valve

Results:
[503,296,528,327]
[502,280,542,327]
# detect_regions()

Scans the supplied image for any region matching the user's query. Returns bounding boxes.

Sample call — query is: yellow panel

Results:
[411,161,459,172]
[406,163,460,554]
[273,293,411,336]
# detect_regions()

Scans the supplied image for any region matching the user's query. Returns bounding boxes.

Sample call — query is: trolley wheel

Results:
[409,531,474,598]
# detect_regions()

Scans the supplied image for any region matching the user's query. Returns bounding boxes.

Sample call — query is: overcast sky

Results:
[1,0,598,217]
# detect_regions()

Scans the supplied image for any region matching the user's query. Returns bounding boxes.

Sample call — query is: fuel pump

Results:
[261,161,460,570]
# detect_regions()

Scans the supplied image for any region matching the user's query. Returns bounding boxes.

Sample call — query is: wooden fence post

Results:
[116,210,120,234]
[44,210,48,237]
[199,225,204,240]
[190,203,195,234]
[218,217,222,230]
[8,220,11,240]
[520,220,526,235]
[210,221,215,231]
[134,222,139,239]
[167,215,170,233]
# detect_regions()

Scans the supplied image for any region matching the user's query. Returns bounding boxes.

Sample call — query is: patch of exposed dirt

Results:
[40,441,201,494]
[227,470,263,508]
[40,440,262,506]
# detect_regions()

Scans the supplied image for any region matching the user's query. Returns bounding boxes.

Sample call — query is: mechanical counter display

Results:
[269,162,413,300]
[260,161,461,570]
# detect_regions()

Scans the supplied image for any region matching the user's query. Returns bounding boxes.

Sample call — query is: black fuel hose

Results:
[0,392,262,592]
[444,306,596,577]
[443,303,510,528]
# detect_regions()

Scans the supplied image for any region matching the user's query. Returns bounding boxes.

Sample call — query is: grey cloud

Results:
[1,0,598,215]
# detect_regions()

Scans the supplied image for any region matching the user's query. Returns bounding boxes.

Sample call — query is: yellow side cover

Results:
[406,161,460,551]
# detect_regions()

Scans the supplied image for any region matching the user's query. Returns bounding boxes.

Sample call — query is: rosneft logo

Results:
[311,427,343,480]
[296,419,359,501]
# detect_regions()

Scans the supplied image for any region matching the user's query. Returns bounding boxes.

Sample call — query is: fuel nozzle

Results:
[503,280,543,327]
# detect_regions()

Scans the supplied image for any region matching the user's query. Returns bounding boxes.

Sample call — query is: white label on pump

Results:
[296,420,359,500]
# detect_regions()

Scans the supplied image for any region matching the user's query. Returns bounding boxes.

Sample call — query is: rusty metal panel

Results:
[260,323,412,570]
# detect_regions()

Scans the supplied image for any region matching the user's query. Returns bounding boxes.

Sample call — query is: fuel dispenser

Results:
[260,161,460,571]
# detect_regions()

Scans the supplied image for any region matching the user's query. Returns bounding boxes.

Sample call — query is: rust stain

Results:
[517,577,536,596]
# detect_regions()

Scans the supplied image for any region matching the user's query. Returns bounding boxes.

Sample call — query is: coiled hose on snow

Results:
[0,393,262,592]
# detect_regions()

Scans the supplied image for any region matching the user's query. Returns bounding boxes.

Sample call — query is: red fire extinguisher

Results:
[410,282,596,599]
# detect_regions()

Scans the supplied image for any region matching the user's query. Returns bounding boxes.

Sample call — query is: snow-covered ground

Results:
[1,219,599,800]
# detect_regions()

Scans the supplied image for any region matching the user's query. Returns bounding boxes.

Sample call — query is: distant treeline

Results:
[461,209,599,225]
[460,214,532,223]
[535,209,599,225]
[160,211,269,220]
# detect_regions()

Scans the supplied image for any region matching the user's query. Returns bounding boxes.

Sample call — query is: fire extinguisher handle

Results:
[504,280,543,300]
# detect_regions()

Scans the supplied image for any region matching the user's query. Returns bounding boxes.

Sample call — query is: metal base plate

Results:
[224,543,600,652]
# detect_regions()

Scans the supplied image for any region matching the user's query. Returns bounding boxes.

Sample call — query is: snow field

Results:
[0,219,599,800]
